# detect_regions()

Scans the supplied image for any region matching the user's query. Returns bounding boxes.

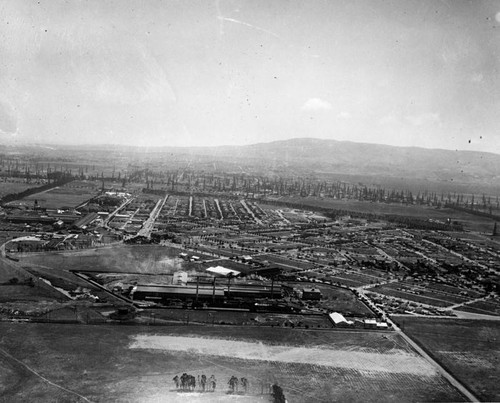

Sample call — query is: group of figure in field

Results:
[172,373,249,394]
[228,375,249,394]
[173,373,216,392]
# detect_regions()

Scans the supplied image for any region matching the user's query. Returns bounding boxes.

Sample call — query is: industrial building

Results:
[130,283,282,305]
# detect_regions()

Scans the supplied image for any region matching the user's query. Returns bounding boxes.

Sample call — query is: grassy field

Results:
[0,180,39,198]
[0,284,63,303]
[326,276,366,288]
[454,300,500,316]
[144,308,333,328]
[20,245,187,275]
[6,181,98,209]
[287,282,374,317]
[367,286,457,308]
[0,322,466,402]
[273,197,496,233]
[20,190,93,209]
[392,316,500,402]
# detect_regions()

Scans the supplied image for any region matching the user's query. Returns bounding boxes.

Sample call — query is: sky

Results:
[0,0,499,152]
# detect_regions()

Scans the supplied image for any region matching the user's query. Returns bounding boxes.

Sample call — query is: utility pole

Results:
[195,276,199,304]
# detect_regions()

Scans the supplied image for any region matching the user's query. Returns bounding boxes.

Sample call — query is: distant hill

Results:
[163,138,500,189]
[3,138,500,192]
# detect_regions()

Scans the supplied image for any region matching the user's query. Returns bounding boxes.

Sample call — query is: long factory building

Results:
[130,283,282,304]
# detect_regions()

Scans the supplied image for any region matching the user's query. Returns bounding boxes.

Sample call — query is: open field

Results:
[0,259,67,303]
[143,308,333,328]
[258,254,315,270]
[326,276,366,288]
[330,271,379,287]
[19,245,187,275]
[274,197,497,233]
[392,316,500,402]
[0,322,466,402]
[0,284,63,303]
[286,282,374,317]
[455,300,500,316]
[367,285,459,308]
[20,190,92,209]
[7,181,98,209]
[0,258,31,284]
[0,180,42,198]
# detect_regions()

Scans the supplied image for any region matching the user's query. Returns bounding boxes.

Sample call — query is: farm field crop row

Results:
[392,316,500,402]
[0,323,466,402]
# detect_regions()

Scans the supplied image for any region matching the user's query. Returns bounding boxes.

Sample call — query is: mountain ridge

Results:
[2,138,499,188]
[3,137,499,158]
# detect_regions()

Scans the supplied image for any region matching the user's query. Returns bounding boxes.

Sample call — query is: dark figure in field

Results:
[180,373,188,390]
[228,375,239,393]
[181,373,193,391]
[189,375,196,391]
[173,375,179,389]
[201,374,207,392]
[241,377,248,393]
[209,374,216,392]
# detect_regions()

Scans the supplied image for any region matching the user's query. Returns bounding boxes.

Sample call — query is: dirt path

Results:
[130,334,436,376]
[0,346,94,402]
[385,316,480,402]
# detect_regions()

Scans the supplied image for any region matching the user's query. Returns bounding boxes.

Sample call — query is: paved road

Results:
[391,318,479,401]
[361,291,480,402]
[136,194,169,239]
[240,200,263,225]
[103,197,135,227]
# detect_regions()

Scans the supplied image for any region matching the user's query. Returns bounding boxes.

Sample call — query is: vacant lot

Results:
[143,308,332,328]
[0,284,63,303]
[367,286,457,308]
[0,179,40,198]
[8,182,98,209]
[20,245,187,275]
[392,316,500,402]
[0,323,465,402]
[455,300,500,317]
[287,282,374,317]
[273,197,496,232]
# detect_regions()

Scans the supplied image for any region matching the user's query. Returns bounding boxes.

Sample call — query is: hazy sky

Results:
[1,0,499,151]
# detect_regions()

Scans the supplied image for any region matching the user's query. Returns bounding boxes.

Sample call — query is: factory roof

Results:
[206,266,241,277]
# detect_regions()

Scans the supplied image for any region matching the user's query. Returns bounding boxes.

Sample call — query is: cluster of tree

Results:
[5,277,32,286]
[131,167,500,212]
[94,194,123,207]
